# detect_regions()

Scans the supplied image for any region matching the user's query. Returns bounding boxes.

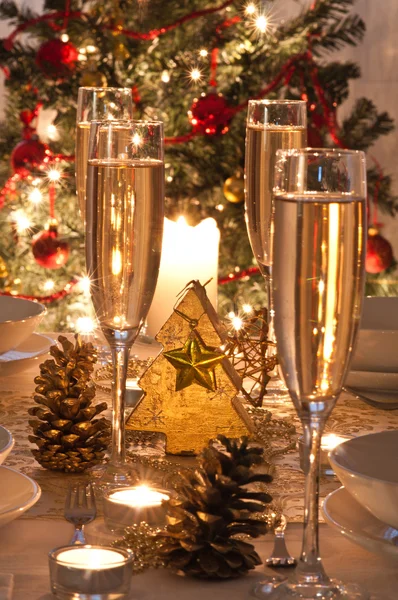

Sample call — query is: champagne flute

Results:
[85,120,164,487]
[245,99,307,399]
[254,148,367,599]
[76,87,133,222]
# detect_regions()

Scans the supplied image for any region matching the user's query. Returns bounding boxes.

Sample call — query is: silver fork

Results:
[64,482,96,545]
[265,515,297,568]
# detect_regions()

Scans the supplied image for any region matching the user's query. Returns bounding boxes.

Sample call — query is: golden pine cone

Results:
[29,334,110,472]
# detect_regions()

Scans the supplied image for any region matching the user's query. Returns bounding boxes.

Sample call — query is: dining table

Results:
[0,333,397,600]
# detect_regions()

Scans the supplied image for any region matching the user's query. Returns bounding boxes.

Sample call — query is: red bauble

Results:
[32,222,69,269]
[36,39,78,79]
[189,92,232,136]
[11,137,51,178]
[366,231,394,274]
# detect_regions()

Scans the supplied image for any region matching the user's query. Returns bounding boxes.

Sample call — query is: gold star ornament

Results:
[163,334,225,392]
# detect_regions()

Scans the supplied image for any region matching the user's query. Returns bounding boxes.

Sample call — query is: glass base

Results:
[90,462,140,491]
[252,579,369,600]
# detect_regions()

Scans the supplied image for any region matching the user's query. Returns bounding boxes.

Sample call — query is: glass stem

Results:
[296,417,329,585]
[110,344,130,467]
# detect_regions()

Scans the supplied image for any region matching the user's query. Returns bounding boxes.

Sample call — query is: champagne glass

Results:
[245,99,307,399]
[76,87,133,222]
[85,120,164,487]
[254,148,367,599]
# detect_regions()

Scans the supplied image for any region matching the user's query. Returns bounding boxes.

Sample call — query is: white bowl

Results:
[0,296,46,355]
[0,466,41,528]
[350,297,398,373]
[0,426,14,465]
[329,430,398,529]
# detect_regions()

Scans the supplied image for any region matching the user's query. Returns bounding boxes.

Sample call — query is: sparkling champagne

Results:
[272,194,366,407]
[245,125,307,276]
[75,122,90,220]
[86,159,164,337]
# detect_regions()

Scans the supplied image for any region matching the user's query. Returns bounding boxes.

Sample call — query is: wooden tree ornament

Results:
[125,281,253,455]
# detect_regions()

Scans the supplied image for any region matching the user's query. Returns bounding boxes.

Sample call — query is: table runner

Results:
[1,335,397,522]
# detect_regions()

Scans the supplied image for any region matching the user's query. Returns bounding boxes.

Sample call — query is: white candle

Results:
[56,547,125,569]
[103,485,170,531]
[146,216,220,337]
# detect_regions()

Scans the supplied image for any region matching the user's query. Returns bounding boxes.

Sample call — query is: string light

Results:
[215,204,225,211]
[47,168,62,182]
[43,279,55,291]
[132,133,143,146]
[242,303,253,314]
[47,124,58,141]
[228,311,236,319]
[77,275,91,295]
[161,70,170,83]
[60,33,69,42]
[11,210,31,233]
[75,316,96,335]
[189,67,202,82]
[29,188,43,204]
[231,315,243,330]
[199,49,208,57]
[245,3,256,15]
[255,14,268,33]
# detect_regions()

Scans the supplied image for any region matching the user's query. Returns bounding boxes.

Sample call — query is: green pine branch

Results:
[340,98,394,150]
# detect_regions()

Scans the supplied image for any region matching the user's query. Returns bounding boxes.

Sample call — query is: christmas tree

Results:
[0,0,395,331]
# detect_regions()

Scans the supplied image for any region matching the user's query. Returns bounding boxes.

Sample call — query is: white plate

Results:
[0,333,55,376]
[0,466,41,528]
[322,487,398,559]
[0,426,14,465]
[346,370,398,391]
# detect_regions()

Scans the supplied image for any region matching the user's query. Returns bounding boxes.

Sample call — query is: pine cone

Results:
[28,335,110,473]
[157,435,273,579]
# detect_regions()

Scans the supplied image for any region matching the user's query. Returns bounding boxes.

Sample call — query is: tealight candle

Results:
[298,433,352,476]
[103,484,170,531]
[49,544,133,600]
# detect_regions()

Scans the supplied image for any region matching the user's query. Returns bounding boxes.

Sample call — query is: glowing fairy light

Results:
[86,44,97,54]
[242,304,253,314]
[231,315,243,330]
[48,168,62,182]
[47,124,58,141]
[29,188,43,204]
[255,14,268,33]
[215,203,225,211]
[161,70,170,83]
[132,133,143,146]
[199,49,208,57]
[245,3,256,15]
[228,311,236,319]
[76,316,96,335]
[189,67,202,82]
[43,279,55,291]
[78,275,91,295]
[12,211,31,233]
[60,33,69,42]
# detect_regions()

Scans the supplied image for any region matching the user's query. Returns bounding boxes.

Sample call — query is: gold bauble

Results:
[113,41,131,61]
[79,69,107,87]
[0,256,8,279]
[223,173,245,204]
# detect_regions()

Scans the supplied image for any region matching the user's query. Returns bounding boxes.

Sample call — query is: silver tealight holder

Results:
[49,544,133,600]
